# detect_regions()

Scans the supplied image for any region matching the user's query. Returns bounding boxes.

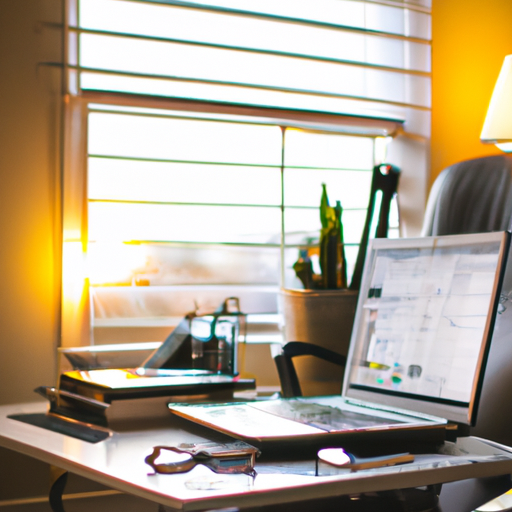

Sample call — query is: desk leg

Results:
[49,466,68,512]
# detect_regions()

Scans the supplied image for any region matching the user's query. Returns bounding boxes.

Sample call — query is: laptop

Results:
[168,232,511,453]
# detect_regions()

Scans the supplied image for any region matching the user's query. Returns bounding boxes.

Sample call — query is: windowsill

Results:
[92,313,284,344]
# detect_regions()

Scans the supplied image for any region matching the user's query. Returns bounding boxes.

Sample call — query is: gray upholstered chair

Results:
[273,155,512,512]
[276,155,512,399]
[276,154,512,399]
[423,154,512,511]
[276,154,512,405]
[421,154,512,237]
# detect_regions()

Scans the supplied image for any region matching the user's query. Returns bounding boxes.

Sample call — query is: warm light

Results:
[61,241,90,348]
[62,241,87,309]
[87,242,148,285]
[481,55,512,150]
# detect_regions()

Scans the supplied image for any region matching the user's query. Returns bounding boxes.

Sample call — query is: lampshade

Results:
[481,54,512,152]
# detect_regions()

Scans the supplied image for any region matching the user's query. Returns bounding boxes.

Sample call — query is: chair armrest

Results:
[274,342,346,398]
[281,342,346,365]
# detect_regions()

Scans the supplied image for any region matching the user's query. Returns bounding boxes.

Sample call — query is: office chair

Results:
[393,154,512,512]
[276,154,512,398]
[273,154,512,512]
[421,154,512,236]
[421,153,512,451]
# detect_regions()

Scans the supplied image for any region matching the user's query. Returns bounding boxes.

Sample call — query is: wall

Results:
[430,0,512,185]
[3,0,512,402]
[4,0,512,403]
[2,0,512,407]
[0,0,66,506]
[0,0,509,507]
[0,0,62,405]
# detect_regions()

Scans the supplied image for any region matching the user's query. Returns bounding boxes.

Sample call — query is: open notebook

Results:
[169,232,511,451]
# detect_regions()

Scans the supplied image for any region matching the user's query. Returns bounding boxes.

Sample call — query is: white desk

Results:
[2,402,512,511]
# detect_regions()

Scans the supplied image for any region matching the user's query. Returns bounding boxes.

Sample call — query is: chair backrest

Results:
[423,154,512,446]
[421,154,512,237]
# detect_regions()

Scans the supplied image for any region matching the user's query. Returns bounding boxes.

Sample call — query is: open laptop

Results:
[168,232,511,452]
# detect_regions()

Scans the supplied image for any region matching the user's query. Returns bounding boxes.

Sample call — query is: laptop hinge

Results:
[446,422,470,442]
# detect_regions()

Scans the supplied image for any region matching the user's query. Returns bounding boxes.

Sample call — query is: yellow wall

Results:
[0,0,62,404]
[431,0,512,185]
[4,0,512,504]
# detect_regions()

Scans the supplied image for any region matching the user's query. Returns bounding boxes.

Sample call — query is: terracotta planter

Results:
[279,288,358,396]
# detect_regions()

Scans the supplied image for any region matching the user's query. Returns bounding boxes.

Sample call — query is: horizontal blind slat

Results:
[80,0,431,40]
[72,27,431,74]
[74,0,431,122]
[82,90,420,138]
[88,203,369,246]
[78,69,430,111]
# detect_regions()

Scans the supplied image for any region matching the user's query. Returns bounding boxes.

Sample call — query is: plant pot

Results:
[279,288,358,396]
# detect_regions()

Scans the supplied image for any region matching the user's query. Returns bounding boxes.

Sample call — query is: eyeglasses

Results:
[145,441,259,476]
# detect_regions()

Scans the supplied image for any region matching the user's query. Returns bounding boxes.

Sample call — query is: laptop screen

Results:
[343,231,510,425]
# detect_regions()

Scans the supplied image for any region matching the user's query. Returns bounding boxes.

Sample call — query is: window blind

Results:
[68,0,431,135]
[63,0,431,344]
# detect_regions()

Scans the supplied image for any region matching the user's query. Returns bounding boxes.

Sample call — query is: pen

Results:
[317,448,414,471]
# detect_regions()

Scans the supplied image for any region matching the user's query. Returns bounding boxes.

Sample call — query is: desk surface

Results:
[2,402,512,511]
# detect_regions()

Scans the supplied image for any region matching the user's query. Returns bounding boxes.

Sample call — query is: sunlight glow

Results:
[88,243,148,285]
[62,241,87,309]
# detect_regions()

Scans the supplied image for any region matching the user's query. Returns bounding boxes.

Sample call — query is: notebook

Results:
[169,232,511,452]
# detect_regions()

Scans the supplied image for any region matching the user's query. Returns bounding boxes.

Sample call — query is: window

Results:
[62,0,432,347]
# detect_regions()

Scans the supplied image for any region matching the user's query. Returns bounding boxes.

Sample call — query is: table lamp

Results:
[481,54,512,152]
